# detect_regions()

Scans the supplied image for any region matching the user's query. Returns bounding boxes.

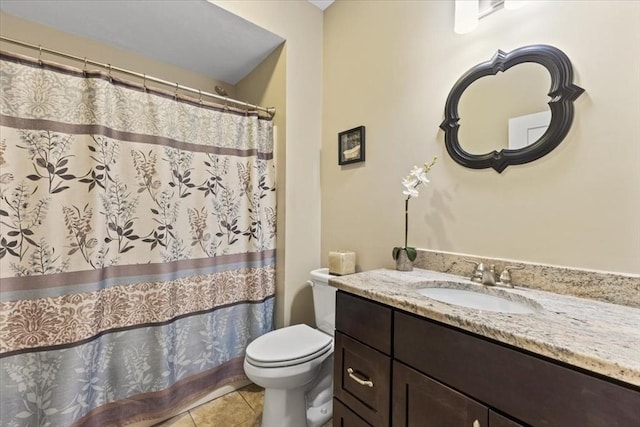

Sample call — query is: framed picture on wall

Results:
[338,126,365,165]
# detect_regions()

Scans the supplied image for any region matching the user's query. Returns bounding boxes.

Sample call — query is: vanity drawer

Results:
[334,331,391,427]
[394,311,640,427]
[336,291,392,354]
[333,398,372,427]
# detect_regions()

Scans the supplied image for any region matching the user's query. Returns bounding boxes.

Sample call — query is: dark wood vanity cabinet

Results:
[334,291,392,426]
[333,398,373,427]
[489,411,526,427]
[393,361,527,427]
[392,361,494,426]
[333,290,640,427]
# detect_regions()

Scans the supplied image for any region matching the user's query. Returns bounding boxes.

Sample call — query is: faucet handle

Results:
[463,259,484,281]
[462,258,479,267]
[498,265,524,287]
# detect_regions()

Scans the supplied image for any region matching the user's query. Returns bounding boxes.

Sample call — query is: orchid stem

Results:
[404,198,409,248]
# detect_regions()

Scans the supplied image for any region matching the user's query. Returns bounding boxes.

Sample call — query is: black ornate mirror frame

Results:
[440,44,585,173]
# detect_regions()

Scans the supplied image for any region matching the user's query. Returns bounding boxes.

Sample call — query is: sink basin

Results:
[416,287,539,314]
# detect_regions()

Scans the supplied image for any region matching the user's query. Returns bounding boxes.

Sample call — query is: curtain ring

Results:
[143,73,147,92]
[107,64,112,82]
[82,57,88,76]
[198,89,202,104]
[38,45,43,65]
[224,96,229,110]
[174,82,179,100]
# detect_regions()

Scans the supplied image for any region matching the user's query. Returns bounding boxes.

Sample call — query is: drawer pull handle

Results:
[473,420,481,427]
[347,367,374,388]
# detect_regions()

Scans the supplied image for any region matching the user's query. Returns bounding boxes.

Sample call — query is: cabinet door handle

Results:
[472,420,481,427]
[346,367,374,388]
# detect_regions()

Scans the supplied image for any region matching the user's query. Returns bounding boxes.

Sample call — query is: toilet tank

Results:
[310,268,337,336]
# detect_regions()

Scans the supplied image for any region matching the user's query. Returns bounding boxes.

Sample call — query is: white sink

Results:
[416,287,539,314]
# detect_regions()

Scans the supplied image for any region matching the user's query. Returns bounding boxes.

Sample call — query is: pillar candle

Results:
[328,251,356,275]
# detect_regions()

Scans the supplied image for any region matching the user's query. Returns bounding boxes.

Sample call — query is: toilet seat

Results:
[246,324,333,368]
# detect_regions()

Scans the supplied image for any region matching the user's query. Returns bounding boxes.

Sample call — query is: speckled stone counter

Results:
[329,268,640,387]
[414,249,640,308]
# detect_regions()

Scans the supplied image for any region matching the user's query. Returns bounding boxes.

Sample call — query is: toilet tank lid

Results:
[310,268,333,283]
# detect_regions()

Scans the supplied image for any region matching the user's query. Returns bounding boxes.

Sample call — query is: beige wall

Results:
[0,12,235,96]
[214,1,323,327]
[322,1,640,275]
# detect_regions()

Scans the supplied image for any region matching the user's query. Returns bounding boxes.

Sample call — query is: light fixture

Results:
[479,0,505,18]
[454,0,527,34]
[454,0,479,34]
[504,0,527,10]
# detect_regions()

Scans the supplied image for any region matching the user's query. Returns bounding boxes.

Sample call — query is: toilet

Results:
[244,268,337,427]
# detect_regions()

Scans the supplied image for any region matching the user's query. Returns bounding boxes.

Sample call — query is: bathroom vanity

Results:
[330,269,640,427]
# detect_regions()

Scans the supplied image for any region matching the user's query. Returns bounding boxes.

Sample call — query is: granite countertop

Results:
[329,268,640,387]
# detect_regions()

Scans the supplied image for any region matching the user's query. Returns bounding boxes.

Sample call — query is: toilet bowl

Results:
[243,268,336,427]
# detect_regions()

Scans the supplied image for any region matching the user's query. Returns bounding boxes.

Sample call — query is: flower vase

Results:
[395,249,413,271]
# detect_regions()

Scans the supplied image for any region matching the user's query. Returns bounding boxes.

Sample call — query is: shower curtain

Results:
[0,51,276,426]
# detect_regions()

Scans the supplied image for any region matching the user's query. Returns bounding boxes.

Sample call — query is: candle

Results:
[328,251,356,276]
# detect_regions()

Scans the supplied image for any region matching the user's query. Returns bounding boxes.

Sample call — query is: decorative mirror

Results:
[440,44,584,173]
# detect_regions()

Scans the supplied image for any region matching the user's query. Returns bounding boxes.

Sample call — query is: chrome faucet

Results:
[481,264,497,286]
[464,260,524,288]
[497,265,524,288]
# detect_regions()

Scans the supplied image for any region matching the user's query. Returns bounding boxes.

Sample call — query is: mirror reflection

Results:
[458,62,551,155]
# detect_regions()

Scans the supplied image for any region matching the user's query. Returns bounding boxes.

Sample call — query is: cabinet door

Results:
[392,361,487,427]
[489,410,526,427]
[333,398,372,427]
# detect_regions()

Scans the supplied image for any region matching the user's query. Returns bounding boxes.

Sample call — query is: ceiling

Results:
[0,0,286,85]
[308,0,335,10]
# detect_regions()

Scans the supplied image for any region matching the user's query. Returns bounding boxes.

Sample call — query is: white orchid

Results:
[409,165,430,185]
[393,156,437,264]
[402,186,419,198]
[401,157,436,200]
[401,176,419,198]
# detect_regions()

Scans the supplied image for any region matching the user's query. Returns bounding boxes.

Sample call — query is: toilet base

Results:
[260,386,332,427]
[257,356,334,427]
[306,398,332,427]
[305,355,333,427]
[261,386,307,427]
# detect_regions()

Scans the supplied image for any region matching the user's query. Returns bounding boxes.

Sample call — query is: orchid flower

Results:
[409,166,429,185]
[402,158,436,200]
[401,177,419,198]
[393,156,437,264]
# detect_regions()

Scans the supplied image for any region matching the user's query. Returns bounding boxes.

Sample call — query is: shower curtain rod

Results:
[0,35,276,118]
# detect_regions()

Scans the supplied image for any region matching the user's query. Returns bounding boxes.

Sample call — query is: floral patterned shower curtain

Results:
[0,51,276,426]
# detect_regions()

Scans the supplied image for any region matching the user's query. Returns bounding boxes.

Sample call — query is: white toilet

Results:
[244,268,337,427]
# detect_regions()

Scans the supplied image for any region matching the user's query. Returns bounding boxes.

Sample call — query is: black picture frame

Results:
[439,44,584,173]
[338,126,365,165]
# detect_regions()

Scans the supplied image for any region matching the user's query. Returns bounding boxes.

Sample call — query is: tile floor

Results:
[155,383,332,427]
